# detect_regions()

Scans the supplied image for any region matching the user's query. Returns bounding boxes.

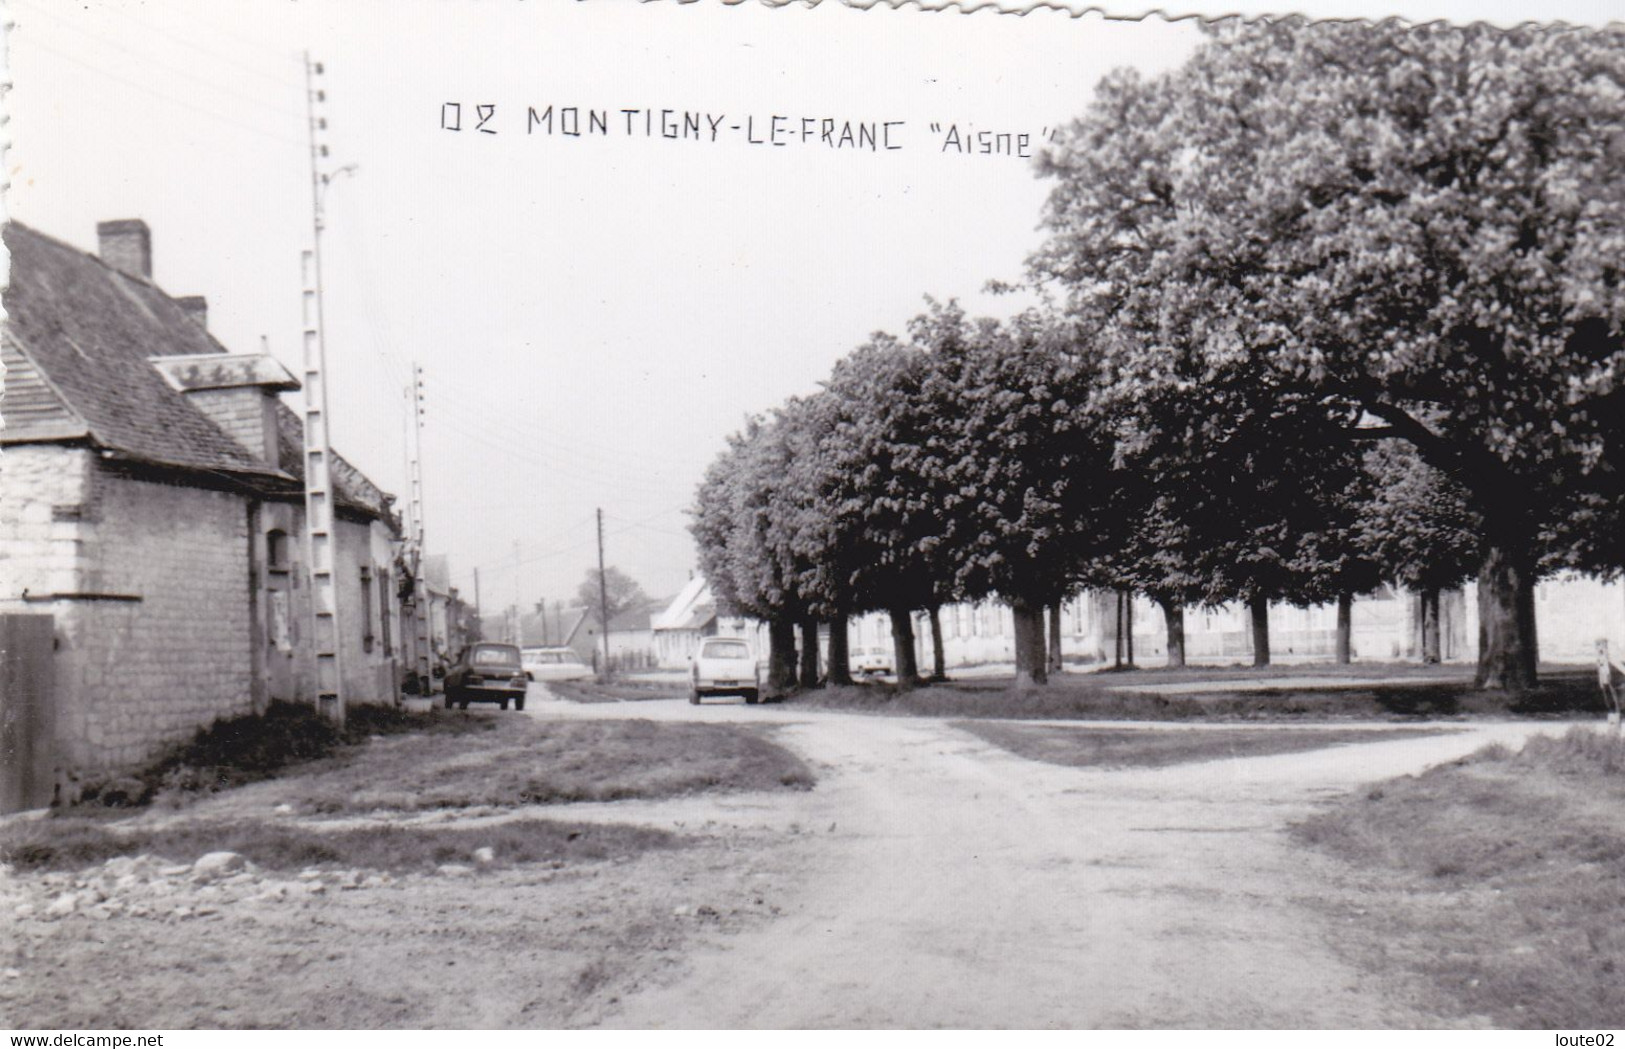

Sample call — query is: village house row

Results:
[0,220,475,812]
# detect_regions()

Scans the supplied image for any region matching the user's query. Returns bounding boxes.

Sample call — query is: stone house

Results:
[0,219,405,807]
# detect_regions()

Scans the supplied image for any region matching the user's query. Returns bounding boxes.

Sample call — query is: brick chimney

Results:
[97,219,152,280]
[175,295,208,330]
[148,352,299,470]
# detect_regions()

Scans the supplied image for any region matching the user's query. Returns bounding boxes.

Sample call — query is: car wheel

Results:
[744,690,759,705]
[459,698,470,710]
[515,696,526,712]
[499,699,510,711]
[444,691,459,710]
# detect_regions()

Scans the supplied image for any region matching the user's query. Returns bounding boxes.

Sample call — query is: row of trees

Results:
[691,20,1625,693]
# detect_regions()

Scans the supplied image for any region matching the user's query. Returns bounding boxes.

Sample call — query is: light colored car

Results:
[522,646,593,682]
[690,637,761,705]
[850,645,893,676]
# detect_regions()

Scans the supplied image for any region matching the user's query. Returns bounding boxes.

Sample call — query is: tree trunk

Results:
[889,607,921,690]
[1474,542,1538,691]
[1011,598,1048,690]
[798,617,821,689]
[1113,590,1125,670]
[1249,596,1271,667]
[827,612,853,686]
[767,618,798,693]
[1335,593,1353,665]
[1420,588,1441,664]
[1125,591,1135,667]
[1157,597,1186,669]
[928,604,947,682]
[1047,601,1064,674]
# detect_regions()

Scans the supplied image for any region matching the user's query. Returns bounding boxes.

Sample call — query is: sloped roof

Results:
[652,576,717,633]
[273,402,398,524]
[1,222,287,481]
[605,598,665,635]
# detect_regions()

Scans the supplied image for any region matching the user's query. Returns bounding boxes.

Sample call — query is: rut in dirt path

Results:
[556,702,1553,1029]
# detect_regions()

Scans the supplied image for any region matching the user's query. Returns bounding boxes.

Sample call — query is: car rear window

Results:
[472,645,520,665]
[701,640,750,659]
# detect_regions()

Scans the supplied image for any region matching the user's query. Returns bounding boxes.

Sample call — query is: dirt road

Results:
[530,692,1567,1028]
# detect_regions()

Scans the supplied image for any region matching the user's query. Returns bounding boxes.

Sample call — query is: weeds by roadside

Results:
[548,680,676,704]
[72,701,488,811]
[283,719,815,814]
[1292,725,1625,1027]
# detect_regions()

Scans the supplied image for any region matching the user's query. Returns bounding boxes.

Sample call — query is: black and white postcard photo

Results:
[1,0,1623,1035]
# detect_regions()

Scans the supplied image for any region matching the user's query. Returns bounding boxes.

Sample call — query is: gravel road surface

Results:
[530,691,1567,1028]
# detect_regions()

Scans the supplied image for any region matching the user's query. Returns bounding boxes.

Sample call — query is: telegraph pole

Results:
[301,52,344,725]
[512,540,523,646]
[597,508,611,677]
[472,567,482,641]
[407,362,432,692]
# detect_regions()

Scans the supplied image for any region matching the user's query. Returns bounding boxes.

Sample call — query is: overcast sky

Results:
[6,0,1617,616]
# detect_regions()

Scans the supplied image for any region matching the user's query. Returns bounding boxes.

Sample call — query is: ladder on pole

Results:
[301,251,344,724]
[405,363,433,693]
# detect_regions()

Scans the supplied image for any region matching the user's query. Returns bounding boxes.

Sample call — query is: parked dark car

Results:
[443,642,529,711]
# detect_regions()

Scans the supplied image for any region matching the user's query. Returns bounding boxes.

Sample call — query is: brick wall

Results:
[55,463,254,774]
[0,445,93,600]
[334,515,401,705]
[252,503,401,707]
[185,388,278,468]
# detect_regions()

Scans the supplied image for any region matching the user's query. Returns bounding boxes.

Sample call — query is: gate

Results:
[1,613,57,813]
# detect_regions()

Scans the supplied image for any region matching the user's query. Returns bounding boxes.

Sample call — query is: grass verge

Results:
[789,670,1602,722]
[547,679,679,703]
[281,717,815,814]
[958,722,1455,769]
[71,701,484,809]
[1292,726,1625,1027]
[0,816,677,874]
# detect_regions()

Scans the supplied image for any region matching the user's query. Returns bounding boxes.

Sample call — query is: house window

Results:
[267,530,289,572]
[378,569,392,656]
[360,566,375,654]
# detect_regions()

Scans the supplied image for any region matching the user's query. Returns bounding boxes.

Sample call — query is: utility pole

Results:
[597,508,611,677]
[472,567,482,641]
[512,540,523,646]
[301,52,344,725]
[407,362,431,692]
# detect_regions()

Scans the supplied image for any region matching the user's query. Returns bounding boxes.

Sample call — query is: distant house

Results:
[651,577,718,666]
[602,598,666,669]
[651,578,771,667]
[420,555,476,667]
[0,219,406,809]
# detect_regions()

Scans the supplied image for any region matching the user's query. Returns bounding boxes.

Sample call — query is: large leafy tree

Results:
[910,301,1120,687]
[811,333,949,686]
[1034,21,1625,690]
[691,413,806,690]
